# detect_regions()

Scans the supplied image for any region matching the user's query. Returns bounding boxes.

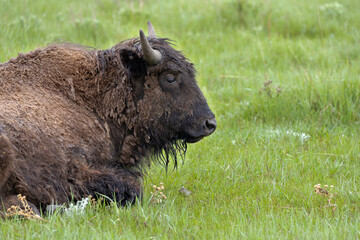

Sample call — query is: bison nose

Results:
[204,118,217,135]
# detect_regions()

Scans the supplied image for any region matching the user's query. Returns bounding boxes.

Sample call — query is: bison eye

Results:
[166,74,176,84]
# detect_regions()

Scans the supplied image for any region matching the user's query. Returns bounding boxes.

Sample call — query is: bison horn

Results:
[139,29,162,66]
[147,21,156,38]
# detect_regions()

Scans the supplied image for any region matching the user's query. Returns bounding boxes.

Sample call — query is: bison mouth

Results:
[184,136,205,143]
[183,117,217,143]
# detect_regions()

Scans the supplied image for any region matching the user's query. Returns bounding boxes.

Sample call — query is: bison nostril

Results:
[205,118,217,133]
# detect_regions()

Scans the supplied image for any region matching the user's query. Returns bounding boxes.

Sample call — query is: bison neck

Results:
[91,48,146,167]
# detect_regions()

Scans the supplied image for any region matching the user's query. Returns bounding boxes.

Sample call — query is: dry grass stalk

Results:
[259,75,282,98]
[313,184,337,210]
[5,194,46,221]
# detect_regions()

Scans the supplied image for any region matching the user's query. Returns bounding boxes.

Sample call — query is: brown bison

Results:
[0,22,216,215]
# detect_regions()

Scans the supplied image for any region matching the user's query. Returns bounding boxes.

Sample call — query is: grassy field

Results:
[1,0,360,238]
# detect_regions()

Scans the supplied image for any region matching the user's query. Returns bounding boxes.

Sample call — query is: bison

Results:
[0,22,216,215]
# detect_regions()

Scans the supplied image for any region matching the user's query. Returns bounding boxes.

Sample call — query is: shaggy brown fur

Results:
[0,28,215,214]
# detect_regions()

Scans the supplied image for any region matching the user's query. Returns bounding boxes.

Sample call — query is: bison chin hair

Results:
[147,130,188,170]
[158,140,187,170]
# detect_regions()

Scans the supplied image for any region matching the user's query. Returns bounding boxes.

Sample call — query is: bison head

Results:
[119,22,216,165]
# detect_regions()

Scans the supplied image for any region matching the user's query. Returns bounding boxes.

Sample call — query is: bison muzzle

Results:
[0,22,216,215]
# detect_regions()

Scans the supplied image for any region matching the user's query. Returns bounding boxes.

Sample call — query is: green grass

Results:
[1,0,360,238]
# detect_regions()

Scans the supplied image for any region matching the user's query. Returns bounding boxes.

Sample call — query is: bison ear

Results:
[119,49,147,100]
[119,49,147,78]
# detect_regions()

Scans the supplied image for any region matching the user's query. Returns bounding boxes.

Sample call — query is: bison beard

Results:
[151,135,187,169]
[0,22,216,216]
